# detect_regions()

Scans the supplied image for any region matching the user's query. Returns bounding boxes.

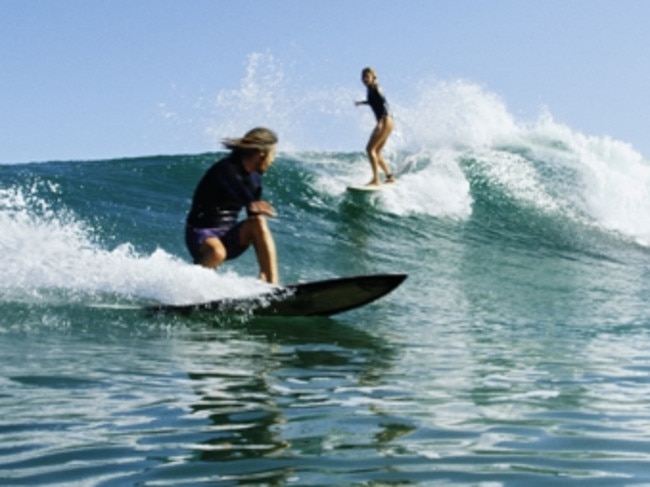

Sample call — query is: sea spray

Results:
[0,184,272,306]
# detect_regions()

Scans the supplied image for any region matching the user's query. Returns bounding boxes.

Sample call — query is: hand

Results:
[248,200,277,218]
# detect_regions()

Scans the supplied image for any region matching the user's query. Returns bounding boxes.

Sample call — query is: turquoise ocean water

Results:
[4,84,650,485]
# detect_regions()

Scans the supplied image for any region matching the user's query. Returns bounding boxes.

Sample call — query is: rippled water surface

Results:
[3,299,650,485]
[4,141,650,485]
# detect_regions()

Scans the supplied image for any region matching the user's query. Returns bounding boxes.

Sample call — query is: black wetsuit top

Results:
[366,85,390,121]
[186,154,262,229]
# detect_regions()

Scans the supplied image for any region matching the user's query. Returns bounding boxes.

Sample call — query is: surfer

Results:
[355,67,395,186]
[185,127,279,284]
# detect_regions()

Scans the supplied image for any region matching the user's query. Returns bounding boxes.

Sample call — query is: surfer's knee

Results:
[199,239,227,268]
[366,146,379,163]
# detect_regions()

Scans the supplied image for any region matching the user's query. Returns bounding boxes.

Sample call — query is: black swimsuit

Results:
[186,155,262,229]
[366,85,390,121]
[185,155,262,263]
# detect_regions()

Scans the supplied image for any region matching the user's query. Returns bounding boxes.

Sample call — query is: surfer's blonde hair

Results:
[222,127,278,155]
[361,67,378,85]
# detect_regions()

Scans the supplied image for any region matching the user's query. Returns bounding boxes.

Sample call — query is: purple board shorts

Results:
[185,222,248,264]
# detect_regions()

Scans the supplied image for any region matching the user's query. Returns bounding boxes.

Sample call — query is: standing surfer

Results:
[185,127,279,284]
[355,67,395,186]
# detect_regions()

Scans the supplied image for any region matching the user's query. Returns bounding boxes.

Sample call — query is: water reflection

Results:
[180,316,402,481]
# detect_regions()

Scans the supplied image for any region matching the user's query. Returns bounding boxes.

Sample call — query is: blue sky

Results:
[2,0,650,162]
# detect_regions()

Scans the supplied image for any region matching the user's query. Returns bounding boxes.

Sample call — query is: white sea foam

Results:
[181,52,650,243]
[307,77,650,244]
[0,186,271,306]
[535,118,650,244]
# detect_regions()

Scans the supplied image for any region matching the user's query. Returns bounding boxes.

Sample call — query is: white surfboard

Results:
[347,182,396,192]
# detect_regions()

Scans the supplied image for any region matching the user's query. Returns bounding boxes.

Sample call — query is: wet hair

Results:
[222,127,278,156]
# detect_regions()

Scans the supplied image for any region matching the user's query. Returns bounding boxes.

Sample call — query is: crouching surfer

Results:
[185,127,279,284]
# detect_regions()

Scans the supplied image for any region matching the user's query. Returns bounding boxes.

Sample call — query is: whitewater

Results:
[2,74,650,485]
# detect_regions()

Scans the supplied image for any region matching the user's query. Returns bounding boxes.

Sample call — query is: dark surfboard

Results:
[149,273,407,317]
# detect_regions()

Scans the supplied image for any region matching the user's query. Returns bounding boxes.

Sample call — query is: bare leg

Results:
[196,217,278,284]
[376,116,394,181]
[365,127,382,185]
[198,237,227,268]
[365,115,394,185]
[239,215,279,284]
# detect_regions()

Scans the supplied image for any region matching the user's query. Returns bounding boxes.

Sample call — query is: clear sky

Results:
[2,0,650,163]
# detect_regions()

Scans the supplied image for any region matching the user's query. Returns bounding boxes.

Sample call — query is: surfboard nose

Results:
[148,273,408,318]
